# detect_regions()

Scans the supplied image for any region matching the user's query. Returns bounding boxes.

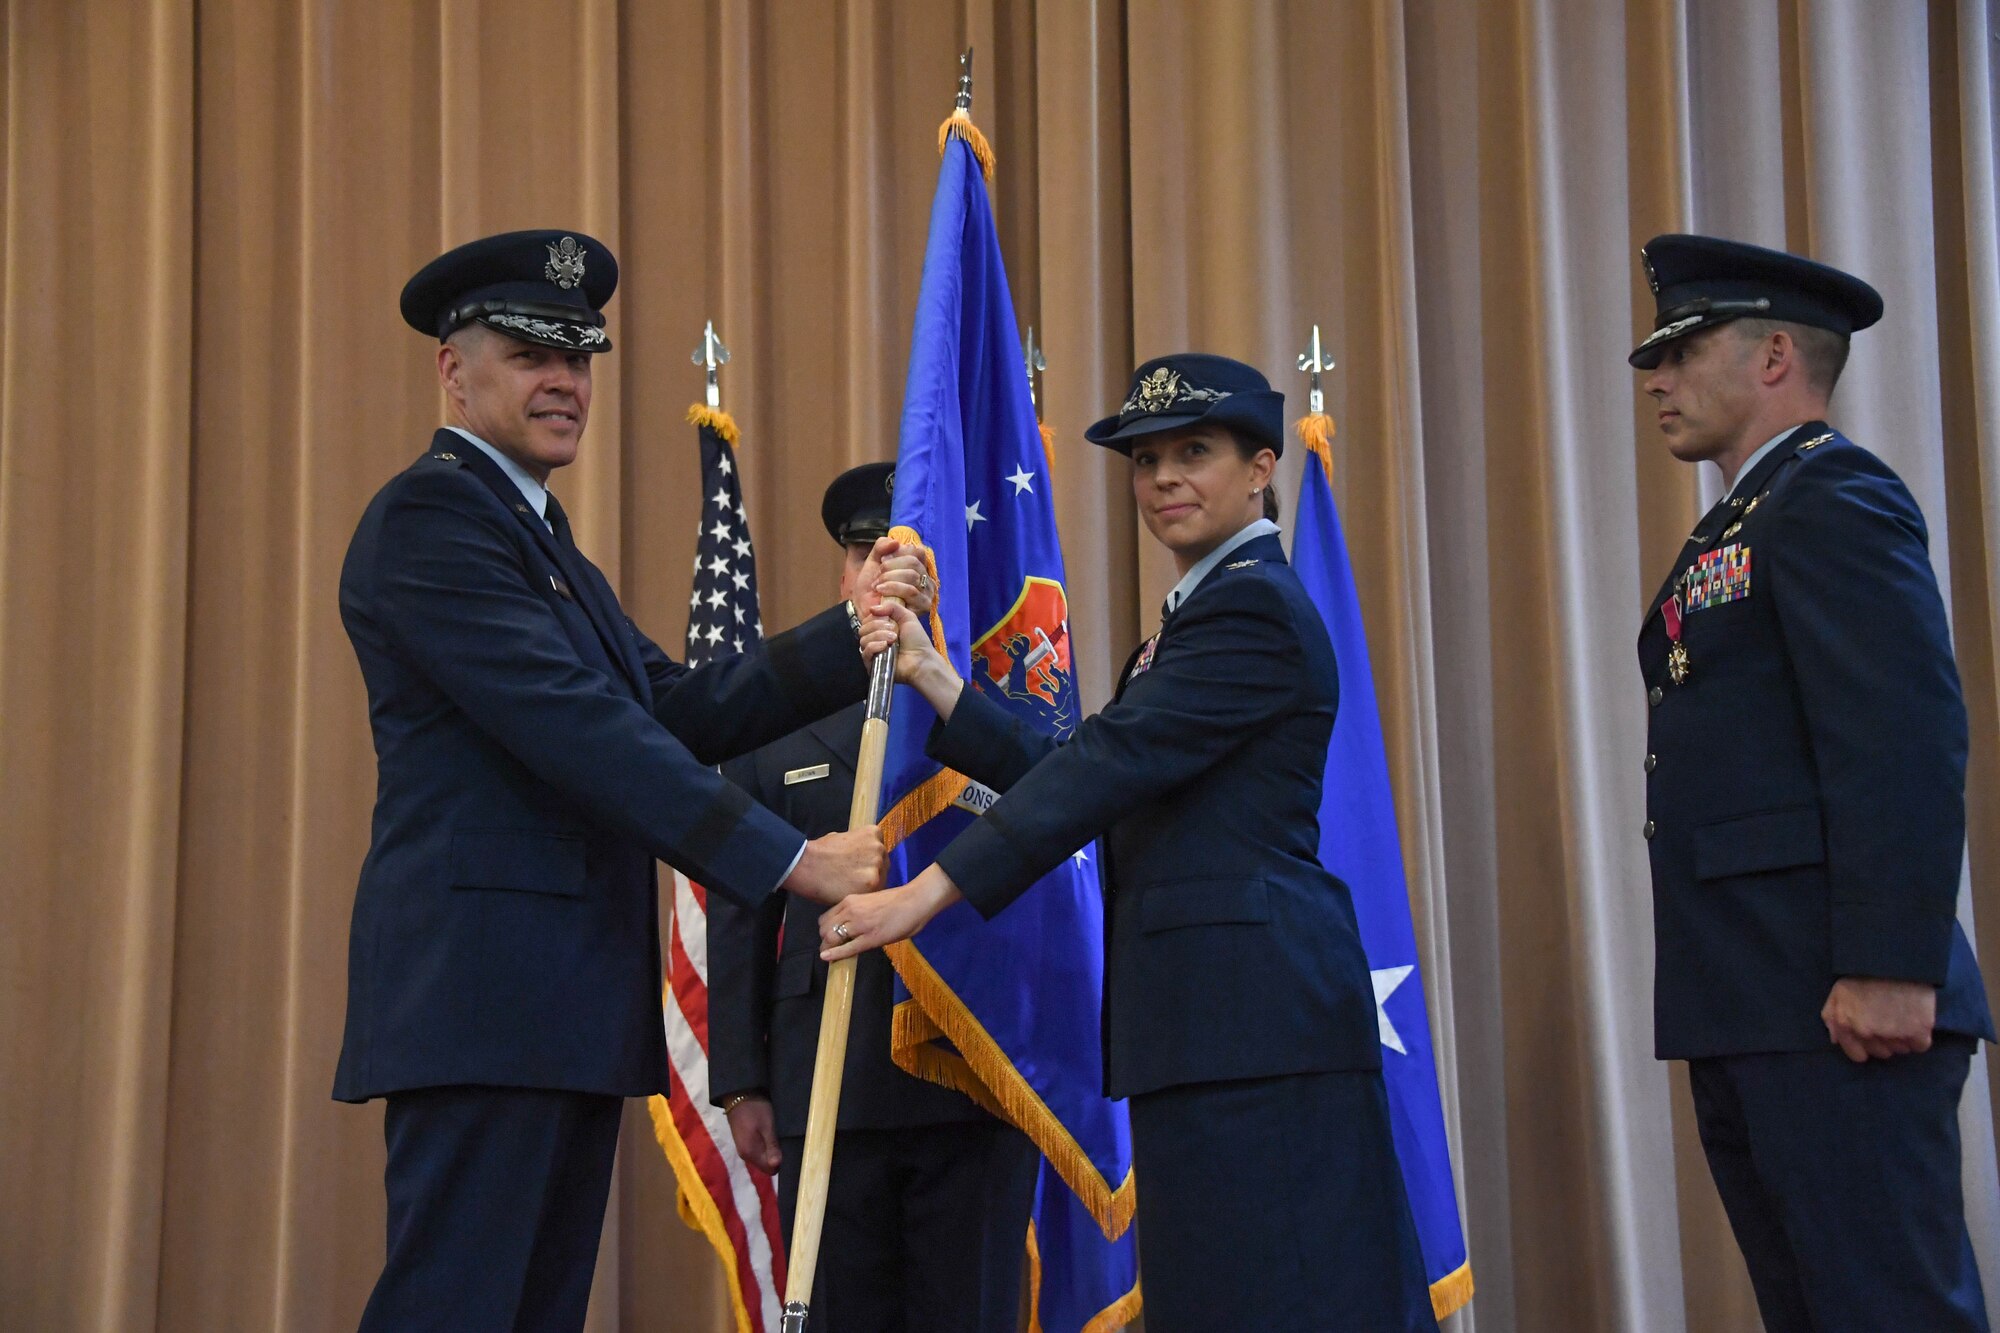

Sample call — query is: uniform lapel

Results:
[1639,421,1827,633]
[452,439,647,697]
[568,555,652,702]
[1115,532,1288,699]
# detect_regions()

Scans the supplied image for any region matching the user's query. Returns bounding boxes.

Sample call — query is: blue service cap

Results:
[821,462,895,546]
[401,229,617,353]
[1085,353,1286,457]
[1631,233,1882,368]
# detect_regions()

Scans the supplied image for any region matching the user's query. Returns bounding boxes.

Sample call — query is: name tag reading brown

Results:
[784,764,831,786]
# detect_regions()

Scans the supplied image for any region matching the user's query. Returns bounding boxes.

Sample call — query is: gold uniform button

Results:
[1643,820,1657,840]
[1644,754,1657,773]
[1648,686,1664,707]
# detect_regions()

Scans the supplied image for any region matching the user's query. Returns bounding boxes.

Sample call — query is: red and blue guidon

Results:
[971,577,1077,739]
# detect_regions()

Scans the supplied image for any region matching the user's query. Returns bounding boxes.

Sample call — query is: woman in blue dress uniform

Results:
[827,354,1438,1331]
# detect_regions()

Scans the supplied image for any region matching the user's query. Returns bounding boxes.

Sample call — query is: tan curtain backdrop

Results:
[5,2,1998,1330]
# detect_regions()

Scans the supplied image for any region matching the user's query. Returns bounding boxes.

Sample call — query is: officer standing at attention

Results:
[1631,233,1994,1331]
[817,356,1438,1332]
[706,462,1040,1333]
[335,230,928,1332]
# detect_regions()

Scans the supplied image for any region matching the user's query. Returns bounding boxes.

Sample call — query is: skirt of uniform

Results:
[1129,1069,1438,1333]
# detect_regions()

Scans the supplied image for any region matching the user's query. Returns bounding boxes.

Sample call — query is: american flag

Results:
[649,407,787,1333]
[683,416,762,667]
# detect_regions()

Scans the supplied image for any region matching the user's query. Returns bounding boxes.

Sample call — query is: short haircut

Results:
[1735,317,1851,397]
[444,320,494,353]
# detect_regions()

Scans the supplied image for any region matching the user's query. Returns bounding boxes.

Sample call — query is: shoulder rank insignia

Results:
[1224,558,1260,570]
[1798,431,1834,451]
[433,451,458,461]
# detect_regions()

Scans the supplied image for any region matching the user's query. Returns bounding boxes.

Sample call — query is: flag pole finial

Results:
[690,320,731,410]
[1294,324,1337,476]
[686,321,740,444]
[1023,326,1054,468]
[939,48,995,180]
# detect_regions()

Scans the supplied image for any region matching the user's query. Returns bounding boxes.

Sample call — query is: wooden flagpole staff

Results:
[782,50,975,1333]
[779,634,896,1333]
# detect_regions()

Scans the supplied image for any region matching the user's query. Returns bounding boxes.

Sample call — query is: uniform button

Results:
[1648,686,1664,707]
[1643,820,1657,839]
[1644,754,1657,773]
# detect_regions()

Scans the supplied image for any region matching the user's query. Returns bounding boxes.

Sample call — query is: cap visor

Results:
[477,314,611,354]
[1084,412,1206,451]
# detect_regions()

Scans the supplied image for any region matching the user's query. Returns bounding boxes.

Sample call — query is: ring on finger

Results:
[833,922,852,942]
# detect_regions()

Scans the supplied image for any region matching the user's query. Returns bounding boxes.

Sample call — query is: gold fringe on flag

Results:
[646,1087,761,1333]
[1038,421,1056,472]
[686,403,741,446]
[872,519,1140,1241]
[1430,1260,1475,1319]
[1025,1220,1145,1333]
[887,951,1139,1241]
[938,107,997,181]
[1295,410,1336,480]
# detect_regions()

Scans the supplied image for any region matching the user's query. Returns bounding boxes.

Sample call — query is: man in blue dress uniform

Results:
[706,462,1039,1333]
[1633,233,1995,1331]
[336,230,921,1332]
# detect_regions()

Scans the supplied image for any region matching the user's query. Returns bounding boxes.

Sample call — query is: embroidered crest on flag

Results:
[1684,542,1752,611]
[971,576,1077,738]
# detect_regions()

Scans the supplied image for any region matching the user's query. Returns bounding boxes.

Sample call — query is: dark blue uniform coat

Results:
[1639,423,1991,1056]
[926,532,1435,1330]
[1639,422,1993,1332]
[335,432,868,1104]
[931,533,1380,1096]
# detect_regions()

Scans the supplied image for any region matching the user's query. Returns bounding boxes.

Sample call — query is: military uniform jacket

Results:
[1638,422,1992,1059]
[927,533,1380,1099]
[705,703,990,1138]
[334,431,867,1102]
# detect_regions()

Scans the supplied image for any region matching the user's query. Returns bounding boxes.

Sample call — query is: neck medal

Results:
[1663,590,1690,684]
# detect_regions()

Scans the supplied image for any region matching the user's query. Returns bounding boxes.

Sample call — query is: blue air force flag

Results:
[1293,440,1472,1320]
[875,130,1140,1333]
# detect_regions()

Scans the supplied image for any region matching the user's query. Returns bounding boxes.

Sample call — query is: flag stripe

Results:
[665,872,783,1329]
[654,412,787,1333]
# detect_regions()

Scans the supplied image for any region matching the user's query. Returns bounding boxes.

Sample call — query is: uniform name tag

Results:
[1684,543,1751,611]
[783,764,831,785]
[1130,633,1160,679]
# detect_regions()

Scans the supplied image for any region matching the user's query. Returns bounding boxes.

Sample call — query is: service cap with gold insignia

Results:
[821,461,895,547]
[1086,353,1286,458]
[401,229,618,354]
[1630,234,1881,369]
